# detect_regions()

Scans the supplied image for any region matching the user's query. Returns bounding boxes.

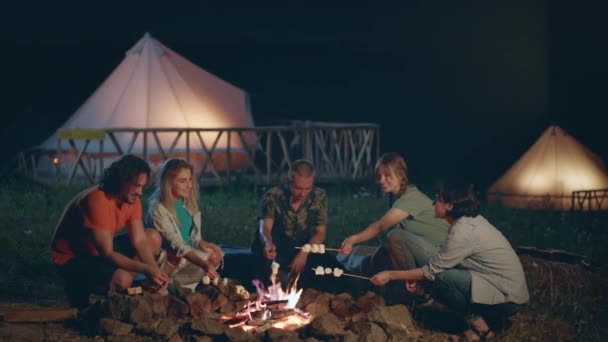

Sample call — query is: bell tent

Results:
[488,125,608,210]
[36,33,256,180]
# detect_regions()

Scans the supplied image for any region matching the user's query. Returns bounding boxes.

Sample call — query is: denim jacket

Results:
[149,202,202,257]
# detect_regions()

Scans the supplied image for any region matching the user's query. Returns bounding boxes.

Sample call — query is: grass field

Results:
[0,178,606,340]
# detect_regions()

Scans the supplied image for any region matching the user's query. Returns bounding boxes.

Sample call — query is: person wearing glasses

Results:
[339,153,449,294]
[370,180,529,341]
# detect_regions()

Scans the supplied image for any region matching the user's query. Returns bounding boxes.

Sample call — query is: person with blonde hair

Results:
[340,153,449,289]
[370,180,528,340]
[148,158,222,289]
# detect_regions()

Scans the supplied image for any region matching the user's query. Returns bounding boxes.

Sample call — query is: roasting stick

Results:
[310,268,370,280]
[295,246,341,252]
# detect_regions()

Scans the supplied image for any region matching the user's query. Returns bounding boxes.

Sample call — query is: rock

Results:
[308,312,346,338]
[342,331,360,342]
[350,321,388,342]
[367,305,420,341]
[191,318,227,336]
[106,333,151,342]
[0,323,44,341]
[355,291,385,313]
[147,293,170,318]
[168,333,183,342]
[266,327,300,342]
[330,293,356,318]
[212,293,230,312]
[167,296,189,319]
[106,295,139,321]
[129,298,153,323]
[154,319,181,338]
[224,327,258,342]
[135,320,160,334]
[305,302,330,316]
[100,318,133,336]
[297,288,321,309]
[186,293,213,318]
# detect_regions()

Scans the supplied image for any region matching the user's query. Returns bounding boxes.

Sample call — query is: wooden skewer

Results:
[341,272,370,280]
[310,268,370,280]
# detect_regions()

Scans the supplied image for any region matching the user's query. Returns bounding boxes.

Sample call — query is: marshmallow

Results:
[333,268,344,277]
[315,266,325,275]
[235,285,250,299]
[301,244,311,253]
[325,267,332,274]
[222,278,228,286]
[202,275,211,285]
[318,244,326,254]
[212,277,219,286]
[310,244,320,253]
[271,261,280,275]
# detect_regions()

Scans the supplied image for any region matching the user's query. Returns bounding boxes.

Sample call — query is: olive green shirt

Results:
[392,186,449,247]
[260,184,328,246]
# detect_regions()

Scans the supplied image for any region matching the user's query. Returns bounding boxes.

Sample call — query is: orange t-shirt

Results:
[51,187,142,266]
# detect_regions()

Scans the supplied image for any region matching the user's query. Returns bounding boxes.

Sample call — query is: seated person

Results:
[147,158,223,290]
[370,180,529,341]
[51,155,168,308]
[252,159,341,291]
[340,153,449,283]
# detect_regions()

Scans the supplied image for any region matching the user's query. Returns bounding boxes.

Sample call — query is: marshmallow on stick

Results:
[312,266,368,280]
[296,244,339,253]
[271,261,280,275]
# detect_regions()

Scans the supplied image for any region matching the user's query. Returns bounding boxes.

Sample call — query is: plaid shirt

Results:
[260,184,328,246]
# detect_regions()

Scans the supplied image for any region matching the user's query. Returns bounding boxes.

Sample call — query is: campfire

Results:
[219,273,312,332]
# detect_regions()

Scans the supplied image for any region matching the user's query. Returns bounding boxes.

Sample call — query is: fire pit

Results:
[219,276,312,333]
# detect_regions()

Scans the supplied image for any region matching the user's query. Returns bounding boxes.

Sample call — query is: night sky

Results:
[1,1,606,188]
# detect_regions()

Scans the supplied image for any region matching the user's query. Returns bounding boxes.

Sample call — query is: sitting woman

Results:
[340,153,449,280]
[148,158,223,290]
[370,181,529,341]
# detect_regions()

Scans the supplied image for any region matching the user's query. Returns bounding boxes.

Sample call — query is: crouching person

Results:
[370,181,529,341]
[51,155,169,308]
[147,158,223,293]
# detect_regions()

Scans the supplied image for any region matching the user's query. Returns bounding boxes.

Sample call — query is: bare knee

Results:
[208,251,222,267]
[146,229,163,253]
[111,270,134,290]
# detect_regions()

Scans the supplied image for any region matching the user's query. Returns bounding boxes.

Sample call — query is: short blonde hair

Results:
[289,159,315,179]
[375,153,409,196]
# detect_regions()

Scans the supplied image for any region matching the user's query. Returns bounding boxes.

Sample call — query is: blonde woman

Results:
[148,158,222,287]
[340,153,449,279]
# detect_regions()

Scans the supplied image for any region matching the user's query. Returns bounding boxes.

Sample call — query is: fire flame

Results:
[237,274,310,332]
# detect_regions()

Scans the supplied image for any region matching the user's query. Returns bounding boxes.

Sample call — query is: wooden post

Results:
[266,130,272,184]
[99,137,104,177]
[226,130,232,184]
[186,130,190,163]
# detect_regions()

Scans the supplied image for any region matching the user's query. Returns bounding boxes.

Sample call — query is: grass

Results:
[0,178,606,340]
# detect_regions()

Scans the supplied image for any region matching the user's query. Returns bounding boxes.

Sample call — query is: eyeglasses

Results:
[432,194,443,205]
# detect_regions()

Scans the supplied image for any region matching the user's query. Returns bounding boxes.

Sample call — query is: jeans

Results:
[384,228,439,270]
[433,269,522,329]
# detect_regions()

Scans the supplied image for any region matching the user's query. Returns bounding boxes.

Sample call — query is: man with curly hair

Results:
[51,154,168,307]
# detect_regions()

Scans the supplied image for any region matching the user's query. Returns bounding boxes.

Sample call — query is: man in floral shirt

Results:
[252,160,338,289]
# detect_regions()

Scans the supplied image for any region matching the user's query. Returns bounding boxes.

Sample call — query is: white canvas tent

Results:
[36,33,256,178]
[488,125,608,210]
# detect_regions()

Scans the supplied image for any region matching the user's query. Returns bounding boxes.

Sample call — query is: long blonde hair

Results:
[375,152,409,196]
[149,158,200,223]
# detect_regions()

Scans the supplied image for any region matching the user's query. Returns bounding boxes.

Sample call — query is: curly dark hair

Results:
[438,180,480,219]
[98,154,151,196]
